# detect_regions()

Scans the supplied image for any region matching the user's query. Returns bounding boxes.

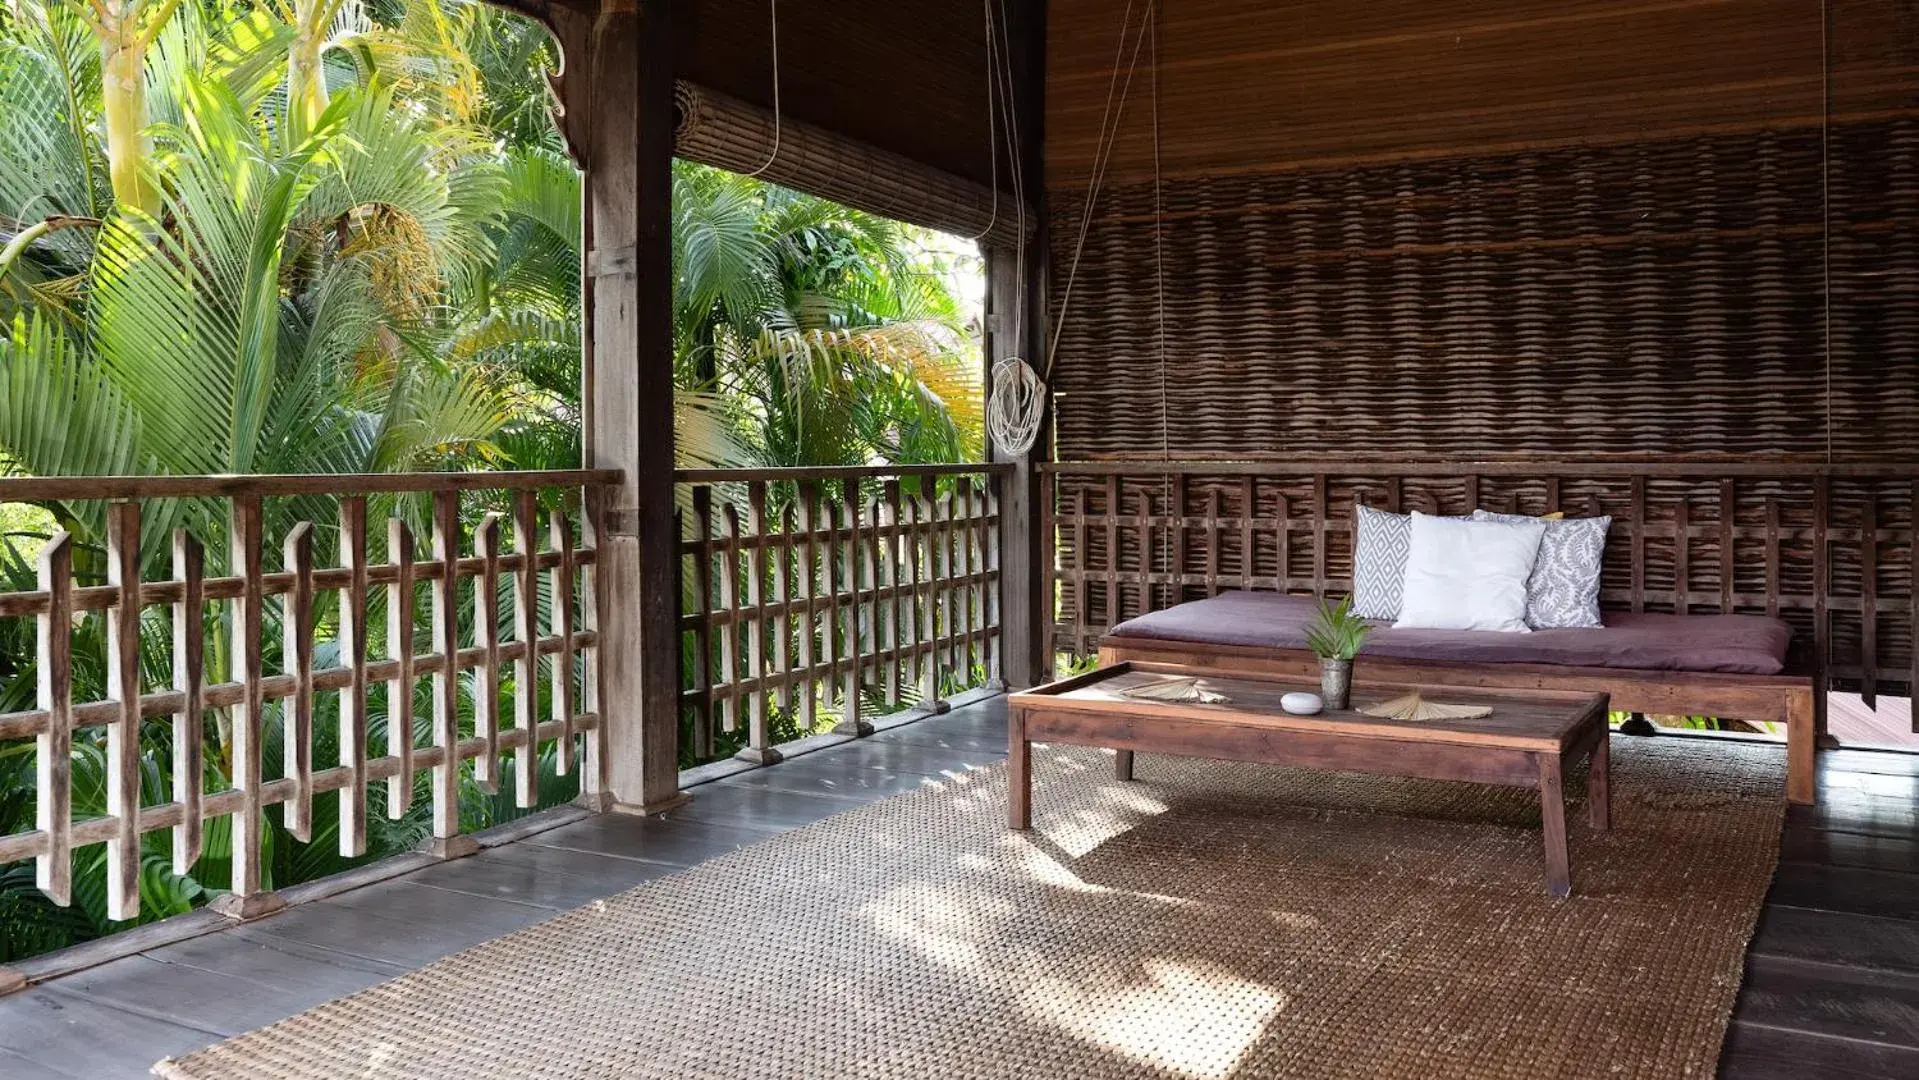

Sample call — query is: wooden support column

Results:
[988,0,1051,689]
[579,0,684,814]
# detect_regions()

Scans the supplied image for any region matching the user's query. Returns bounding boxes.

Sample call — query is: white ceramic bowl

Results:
[1280,691,1323,715]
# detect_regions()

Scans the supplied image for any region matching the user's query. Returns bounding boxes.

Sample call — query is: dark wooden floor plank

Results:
[140,927,408,1006]
[804,737,1005,777]
[1750,906,1919,977]
[1821,769,1919,800]
[229,886,540,970]
[1780,826,1919,874]
[1821,749,1919,779]
[446,838,685,906]
[713,756,945,802]
[0,985,218,1080]
[1733,955,1919,1050]
[1788,784,1919,837]
[903,701,1006,739]
[45,953,329,1039]
[869,723,1012,754]
[1720,1020,1919,1079]
[0,1044,87,1080]
[1767,863,1919,922]
[666,783,862,833]
[522,813,768,866]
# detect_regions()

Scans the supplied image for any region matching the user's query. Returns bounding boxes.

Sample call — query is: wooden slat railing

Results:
[0,470,618,921]
[676,465,1010,764]
[1046,461,1919,731]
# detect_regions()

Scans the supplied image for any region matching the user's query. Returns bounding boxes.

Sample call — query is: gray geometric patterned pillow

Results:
[1472,510,1613,629]
[1351,504,1413,620]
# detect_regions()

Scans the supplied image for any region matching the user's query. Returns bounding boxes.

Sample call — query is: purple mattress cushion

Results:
[1109,591,1792,675]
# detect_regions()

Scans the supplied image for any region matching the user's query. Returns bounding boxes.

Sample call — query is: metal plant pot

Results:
[1320,657,1353,711]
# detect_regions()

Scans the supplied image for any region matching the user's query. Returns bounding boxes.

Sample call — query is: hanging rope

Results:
[1043,0,1154,382]
[989,0,1155,457]
[983,0,1044,456]
[961,0,1001,245]
[741,0,782,177]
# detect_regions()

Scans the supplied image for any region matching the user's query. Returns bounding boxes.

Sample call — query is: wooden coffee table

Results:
[1008,662,1611,897]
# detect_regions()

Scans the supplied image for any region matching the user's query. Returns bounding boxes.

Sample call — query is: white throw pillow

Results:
[1350,504,1471,621]
[1472,510,1612,629]
[1394,512,1548,633]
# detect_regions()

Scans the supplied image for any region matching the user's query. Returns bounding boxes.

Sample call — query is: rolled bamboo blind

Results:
[674,81,1030,250]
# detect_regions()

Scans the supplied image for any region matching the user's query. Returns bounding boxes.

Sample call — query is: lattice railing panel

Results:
[0,471,615,920]
[676,466,1007,764]
[1047,462,1919,720]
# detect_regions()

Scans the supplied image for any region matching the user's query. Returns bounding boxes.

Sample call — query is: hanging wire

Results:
[989,0,1154,456]
[983,0,1046,456]
[741,0,782,178]
[1151,0,1168,465]
[1043,0,1155,381]
[1149,2,1173,607]
[993,0,1026,345]
[961,0,1001,244]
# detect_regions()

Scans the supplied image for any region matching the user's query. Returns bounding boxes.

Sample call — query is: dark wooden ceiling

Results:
[675,0,1000,187]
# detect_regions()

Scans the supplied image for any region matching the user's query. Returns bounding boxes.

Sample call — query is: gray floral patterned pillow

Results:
[1472,510,1612,629]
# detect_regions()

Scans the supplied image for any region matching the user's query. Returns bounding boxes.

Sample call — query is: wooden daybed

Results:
[1098,591,1819,804]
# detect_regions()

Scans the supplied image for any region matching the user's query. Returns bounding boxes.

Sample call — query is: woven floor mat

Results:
[155,738,1784,1080]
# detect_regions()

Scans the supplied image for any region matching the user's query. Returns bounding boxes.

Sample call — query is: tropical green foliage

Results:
[0,0,983,962]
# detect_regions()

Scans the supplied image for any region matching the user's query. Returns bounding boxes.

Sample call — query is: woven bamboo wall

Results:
[1043,0,1919,462]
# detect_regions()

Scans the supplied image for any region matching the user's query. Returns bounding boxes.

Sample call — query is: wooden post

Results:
[550,508,579,775]
[170,529,205,872]
[475,513,504,792]
[987,0,1050,690]
[582,0,685,814]
[104,502,142,921]
[427,490,477,859]
[512,491,542,808]
[281,522,316,844]
[35,531,73,909]
[385,519,417,817]
[836,476,872,735]
[339,498,370,856]
[211,495,283,919]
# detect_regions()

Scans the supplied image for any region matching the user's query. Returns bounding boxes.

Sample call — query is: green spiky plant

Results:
[1303,596,1370,661]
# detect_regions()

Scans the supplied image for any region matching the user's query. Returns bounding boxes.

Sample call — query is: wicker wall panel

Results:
[1046,124,1873,461]
[1047,464,1919,708]
[1828,119,1919,458]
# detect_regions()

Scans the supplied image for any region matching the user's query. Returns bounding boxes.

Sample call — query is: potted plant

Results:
[1304,596,1370,710]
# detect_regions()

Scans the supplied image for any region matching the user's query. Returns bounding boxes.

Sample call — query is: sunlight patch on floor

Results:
[1036,762,1171,857]
[866,882,1020,970]
[1017,958,1286,1080]
[864,840,1285,1080]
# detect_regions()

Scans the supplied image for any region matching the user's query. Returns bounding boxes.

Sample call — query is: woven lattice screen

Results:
[674,81,1028,249]
[1046,118,1919,462]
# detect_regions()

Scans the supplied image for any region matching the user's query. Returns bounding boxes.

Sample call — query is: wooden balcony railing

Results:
[1045,460,1919,728]
[0,470,618,922]
[676,465,1011,764]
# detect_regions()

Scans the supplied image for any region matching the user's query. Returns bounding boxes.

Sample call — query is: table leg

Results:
[1008,710,1031,830]
[1114,749,1134,781]
[1539,753,1571,898]
[1588,732,1611,832]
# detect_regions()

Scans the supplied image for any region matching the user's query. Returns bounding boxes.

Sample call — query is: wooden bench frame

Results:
[1098,636,1819,805]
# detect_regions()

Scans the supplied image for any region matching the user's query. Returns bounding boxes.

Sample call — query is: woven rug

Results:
[155,738,1785,1080]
